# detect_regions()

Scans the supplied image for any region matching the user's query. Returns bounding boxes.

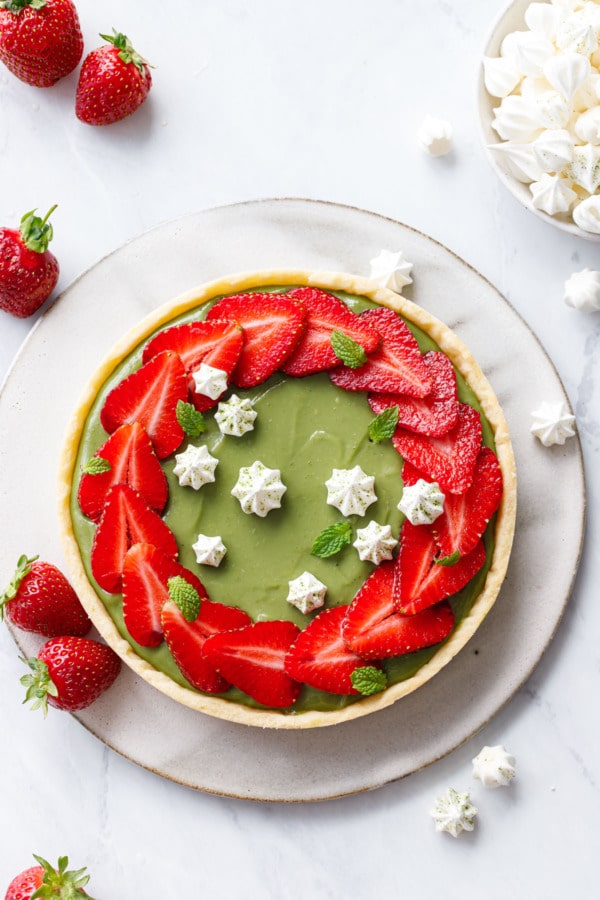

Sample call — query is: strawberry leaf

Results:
[330,331,367,368]
[19,205,56,253]
[0,553,36,613]
[311,522,353,558]
[30,853,95,900]
[19,656,58,718]
[369,405,399,443]
[350,665,388,696]
[176,400,206,438]
[100,29,149,74]
[0,0,46,11]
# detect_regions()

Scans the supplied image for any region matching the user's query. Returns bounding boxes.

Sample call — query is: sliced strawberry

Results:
[394,519,486,616]
[280,287,380,376]
[202,620,302,708]
[330,307,431,397]
[162,597,251,693]
[78,422,168,522]
[90,485,178,594]
[341,561,455,659]
[100,351,188,459]
[392,403,482,494]
[205,292,307,388]
[142,318,244,412]
[369,351,459,437]
[284,605,369,694]
[122,543,207,648]
[432,446,503,560]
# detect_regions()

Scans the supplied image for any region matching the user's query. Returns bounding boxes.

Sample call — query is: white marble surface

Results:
[0,0,598,896]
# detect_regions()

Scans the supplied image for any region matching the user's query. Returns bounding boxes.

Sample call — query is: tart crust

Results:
[58,269,517,729]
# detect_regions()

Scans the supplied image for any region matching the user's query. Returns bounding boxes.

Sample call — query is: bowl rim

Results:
[478,0,600,242]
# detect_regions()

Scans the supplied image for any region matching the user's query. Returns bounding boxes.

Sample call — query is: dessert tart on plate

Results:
[58,268,516,729]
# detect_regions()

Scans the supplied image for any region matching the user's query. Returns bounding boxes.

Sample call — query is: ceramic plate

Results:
[0,199,584,802]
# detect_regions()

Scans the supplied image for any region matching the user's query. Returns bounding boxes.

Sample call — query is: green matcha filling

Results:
[70,289,497,714]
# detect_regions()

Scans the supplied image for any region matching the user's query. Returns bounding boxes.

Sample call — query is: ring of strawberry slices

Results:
[59,270,516,729]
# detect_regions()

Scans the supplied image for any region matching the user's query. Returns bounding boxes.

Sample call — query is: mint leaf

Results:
[167,576,201,622]
[311,522,353,558]
[176,400,206,438]
[83,456,111,476]
[330,331,367,369]
[350,665,388,696]
[369,406,399,443]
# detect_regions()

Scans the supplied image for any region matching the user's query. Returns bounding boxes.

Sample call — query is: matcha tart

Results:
[58,269,516,729]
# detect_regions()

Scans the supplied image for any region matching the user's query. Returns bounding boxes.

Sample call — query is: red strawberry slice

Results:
[330,307,432,397]
[341,561,455,659]
[369,351,459,437]
[122,543,207,648]
[202,620,302,708]
[205,292,307,388]
[280,287,380,376]
[78,422,168,522]
[394,520,486,616]
[432,446,503,560]
[284,605,369,694]
[90,484,178,594]
[100,350,188,459]
[162,597,251,693]
[393,403,482,494]
[142,318,244,412]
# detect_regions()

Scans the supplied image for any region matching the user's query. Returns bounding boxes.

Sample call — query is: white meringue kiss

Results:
[535,90,572,129]
[574,105,600,142]
[532,128,574,172]
[492,95,541,141]
[564,267,600,311]
[568,143,600,193]
[488,141,543,182]
[543,52,590,100]
[525,3,558,40]
[572,193,600,232]
[556,12,598,57]
[483,56,522,98]
[505,30,555,76]
[529,173,577,214]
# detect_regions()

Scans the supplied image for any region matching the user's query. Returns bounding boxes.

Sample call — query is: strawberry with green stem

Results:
[0,0,83,88]
[0,206,59,318]
[21,635,121,714]
[76,30,152,126]
[0,554,91,637]
[5,854,95,900]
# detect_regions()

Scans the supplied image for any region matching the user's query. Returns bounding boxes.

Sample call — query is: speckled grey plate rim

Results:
[0,198,585,802]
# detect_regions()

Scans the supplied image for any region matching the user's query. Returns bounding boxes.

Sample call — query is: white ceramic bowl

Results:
[478,0,600,242]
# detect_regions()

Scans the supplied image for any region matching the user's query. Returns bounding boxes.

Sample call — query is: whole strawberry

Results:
[0,206,59,318]
[21,636,121,714]
[76,30,152,126]
[0,0,83,88]
[5,854,95,900]
[0,554,91,637]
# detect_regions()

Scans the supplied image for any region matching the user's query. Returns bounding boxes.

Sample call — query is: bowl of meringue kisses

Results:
[480,0,600,240]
